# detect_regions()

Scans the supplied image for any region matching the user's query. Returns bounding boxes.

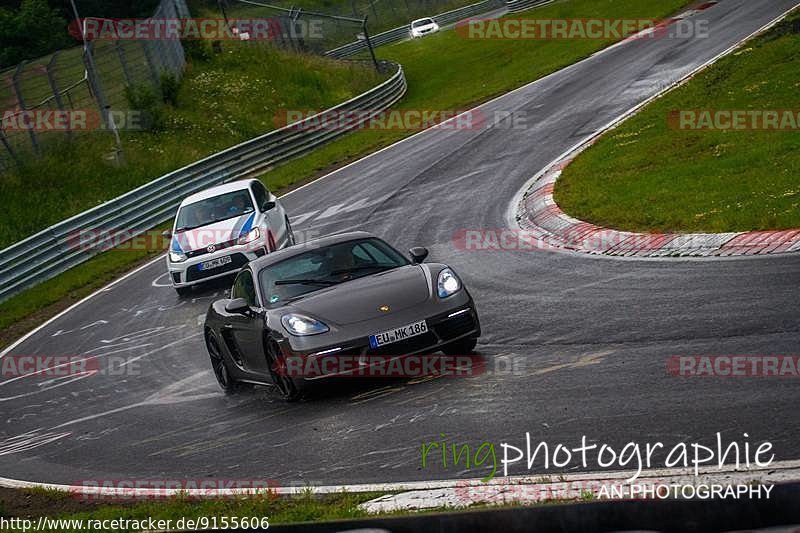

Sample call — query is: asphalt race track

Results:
[1,0,799,487]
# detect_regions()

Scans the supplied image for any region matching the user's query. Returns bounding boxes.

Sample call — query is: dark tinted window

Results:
[232,270,257,306]
[251,182,269,211]
[258,238,409,305]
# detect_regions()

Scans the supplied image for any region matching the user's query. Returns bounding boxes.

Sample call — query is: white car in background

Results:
[410,18,439,38]
[164,179,295,296]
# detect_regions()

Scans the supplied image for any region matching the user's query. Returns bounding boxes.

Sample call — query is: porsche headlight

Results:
[437,267,461,298]
[238,227,261,245]
[281,313,329,336]
[169,250,187,263]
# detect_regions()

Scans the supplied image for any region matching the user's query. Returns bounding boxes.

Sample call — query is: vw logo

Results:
[207,244,216,253]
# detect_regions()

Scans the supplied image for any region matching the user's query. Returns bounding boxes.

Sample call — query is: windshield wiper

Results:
[274,279,340,286]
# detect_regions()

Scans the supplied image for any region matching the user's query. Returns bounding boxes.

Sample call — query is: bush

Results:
[124,83,165,131]
[159,72,180,106]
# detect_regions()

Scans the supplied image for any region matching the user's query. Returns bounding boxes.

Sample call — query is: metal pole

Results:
[140,41,161,87]
[83,42,109,129]
[46,51,72,141]
[361,17,380,72]
[115,40,134,88]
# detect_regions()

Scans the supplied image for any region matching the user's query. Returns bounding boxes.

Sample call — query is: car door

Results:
[222,269,269,375]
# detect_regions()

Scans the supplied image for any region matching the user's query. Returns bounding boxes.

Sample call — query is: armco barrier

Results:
[0,62,406,303]
[326,0,554,59]
[326,0,504,58]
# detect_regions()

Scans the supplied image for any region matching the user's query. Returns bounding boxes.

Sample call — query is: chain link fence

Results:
[0,0,188,170]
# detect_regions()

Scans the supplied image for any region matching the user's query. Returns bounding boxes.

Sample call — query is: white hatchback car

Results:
[410,17,439,38]
[164,179,294,296]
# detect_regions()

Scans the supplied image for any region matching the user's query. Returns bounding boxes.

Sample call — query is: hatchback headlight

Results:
[238,227,261,245]
[281,313,329,336]
[169,250,187,263]
[437,267,461,298]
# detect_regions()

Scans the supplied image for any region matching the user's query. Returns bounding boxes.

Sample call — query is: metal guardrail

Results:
[326,0,505,58]
[325,0,554,59]
[505,0,553,14]
[0,62,407,303]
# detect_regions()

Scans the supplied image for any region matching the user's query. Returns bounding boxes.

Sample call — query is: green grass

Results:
[0,43,385,250]
[0,0,691,348]
[554,12,800,233]
[259,0,692,191]
[0,486,592,532]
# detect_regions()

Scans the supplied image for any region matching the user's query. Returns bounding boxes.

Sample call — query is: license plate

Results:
[198,255,232,271]
[369,320,428,348]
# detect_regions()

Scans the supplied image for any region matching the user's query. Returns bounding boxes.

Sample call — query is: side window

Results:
[251,182,269,211]
[232,270,257,307]
[357,241,395,264]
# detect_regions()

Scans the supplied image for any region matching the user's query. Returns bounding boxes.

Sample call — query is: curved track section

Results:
[1,0,799,487]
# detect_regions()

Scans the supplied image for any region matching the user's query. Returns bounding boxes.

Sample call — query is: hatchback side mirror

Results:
[161,230,172,239]
[262,201,276,211]
[225,297,250,315]
[409,246,429,264]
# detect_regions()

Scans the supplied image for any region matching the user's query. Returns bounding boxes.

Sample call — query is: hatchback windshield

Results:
[412,18,434,28]
[258,238,410,305]
[175,190,254,231]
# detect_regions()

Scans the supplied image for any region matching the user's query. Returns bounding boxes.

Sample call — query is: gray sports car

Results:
[203,231,481,400]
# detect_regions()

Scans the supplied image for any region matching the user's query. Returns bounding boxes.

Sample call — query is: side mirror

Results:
[262,201,276,211]
[161,230,172,239]
[225,297,250,315]
[409,246,429,264]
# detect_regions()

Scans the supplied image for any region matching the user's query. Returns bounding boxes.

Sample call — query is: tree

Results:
[0,0,72,68]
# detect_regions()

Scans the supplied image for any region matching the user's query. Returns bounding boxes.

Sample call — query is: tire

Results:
[206,330,246,395]
[175,285,192,297]
[265,336,301,402]
[285,216,296,246]
[441,336,478,355]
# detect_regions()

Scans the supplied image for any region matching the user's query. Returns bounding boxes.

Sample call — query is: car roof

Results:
[180,179,257,207]
[412,17,434,23]
[249,231,379,270]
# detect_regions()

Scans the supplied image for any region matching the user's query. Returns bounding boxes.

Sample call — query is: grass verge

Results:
[554,10,800,233]
[0,0,692,349]
[0,485,587,532]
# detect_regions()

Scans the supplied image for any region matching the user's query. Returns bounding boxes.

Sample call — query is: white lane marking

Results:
[51,320,108,338]
[1,459,799,496]
[151,271,172,288]
[505,1,800,258]
[0,431,72,456]
[117,332,203,368]
[0,254,166,359]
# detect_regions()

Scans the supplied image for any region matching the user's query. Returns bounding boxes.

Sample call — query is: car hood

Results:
[287,265,431,325]
[173,212,256,252]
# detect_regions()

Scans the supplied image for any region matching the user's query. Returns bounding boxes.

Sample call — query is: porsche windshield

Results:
[259,238,410,305]
[175,190,254,231]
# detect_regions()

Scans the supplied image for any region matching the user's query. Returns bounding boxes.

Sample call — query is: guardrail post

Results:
[12,62,40,157]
